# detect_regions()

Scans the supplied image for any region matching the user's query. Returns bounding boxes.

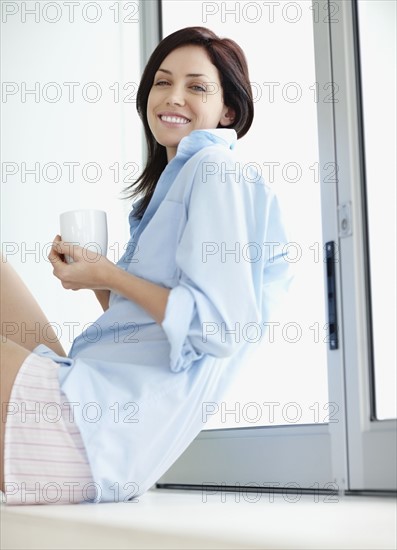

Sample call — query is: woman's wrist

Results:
[104,261,123,292]
[105,265,170,324]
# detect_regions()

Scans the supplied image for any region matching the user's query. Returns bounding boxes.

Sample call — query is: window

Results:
[157,0,397,493]
[157,0,338,492]
[356,0,396,421]
[329,0,397,491]
[162,0,329,430]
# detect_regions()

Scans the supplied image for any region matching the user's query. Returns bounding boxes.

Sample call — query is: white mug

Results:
[60,209,108,263]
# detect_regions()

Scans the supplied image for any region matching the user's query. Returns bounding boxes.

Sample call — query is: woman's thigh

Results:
[0,259,65,356]
[0,339,30,492]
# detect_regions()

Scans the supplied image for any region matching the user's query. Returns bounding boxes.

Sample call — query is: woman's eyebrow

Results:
[157,68,209,78]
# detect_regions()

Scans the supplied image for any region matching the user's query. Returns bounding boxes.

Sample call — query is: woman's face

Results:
[147,45,235,161]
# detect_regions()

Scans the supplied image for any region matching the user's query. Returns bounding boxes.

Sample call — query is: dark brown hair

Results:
[124,27,254,219]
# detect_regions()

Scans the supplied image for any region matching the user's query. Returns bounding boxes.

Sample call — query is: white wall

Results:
[1,1,142,352]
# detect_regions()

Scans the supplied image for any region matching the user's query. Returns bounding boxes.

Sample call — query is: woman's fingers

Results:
[48,235,63,265]
[48,235,110,291]
[48,236,83,265]
[54,239,79,260]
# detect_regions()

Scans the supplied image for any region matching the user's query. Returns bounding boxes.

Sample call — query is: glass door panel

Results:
[162,0,329,428]
[356,0,397,420]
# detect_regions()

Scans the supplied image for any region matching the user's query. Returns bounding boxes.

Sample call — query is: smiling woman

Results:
[147,45,235,161]
[1,26,291,506]
[128,26,254,220]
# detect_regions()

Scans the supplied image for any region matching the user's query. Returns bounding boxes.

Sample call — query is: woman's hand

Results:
[48,235,114,291]
[48,236,170,324]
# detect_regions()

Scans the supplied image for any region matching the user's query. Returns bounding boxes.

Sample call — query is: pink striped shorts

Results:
[4,352,96,505]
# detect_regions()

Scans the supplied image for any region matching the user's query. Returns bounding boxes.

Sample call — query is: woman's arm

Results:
[48,237,169,324]
[107,268,170,325]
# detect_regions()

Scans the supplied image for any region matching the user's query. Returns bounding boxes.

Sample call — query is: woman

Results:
[1,27,291,505]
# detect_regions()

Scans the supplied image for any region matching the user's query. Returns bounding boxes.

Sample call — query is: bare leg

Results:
[1,260,66,493]
[0,338,30,492]
[1,259,66,356]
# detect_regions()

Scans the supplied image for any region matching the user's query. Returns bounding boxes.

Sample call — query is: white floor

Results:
[1,488,396,550]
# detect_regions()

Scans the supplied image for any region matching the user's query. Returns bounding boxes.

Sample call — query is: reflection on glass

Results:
[357,0,397,419]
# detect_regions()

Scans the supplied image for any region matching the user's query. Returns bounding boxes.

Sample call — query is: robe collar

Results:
[129,129,237,244]
[175,128,237,158]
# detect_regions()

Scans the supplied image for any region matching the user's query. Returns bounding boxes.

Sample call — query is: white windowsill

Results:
[1,488,396,549]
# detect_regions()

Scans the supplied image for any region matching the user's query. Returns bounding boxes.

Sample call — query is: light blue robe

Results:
[34,128,292,503]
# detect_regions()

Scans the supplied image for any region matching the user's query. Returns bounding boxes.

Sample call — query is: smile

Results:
[159,115,191,124]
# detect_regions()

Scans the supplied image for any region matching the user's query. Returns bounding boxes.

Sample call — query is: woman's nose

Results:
[166,87,185,106]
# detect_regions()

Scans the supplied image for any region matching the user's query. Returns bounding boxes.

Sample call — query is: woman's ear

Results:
[219,107,236,127]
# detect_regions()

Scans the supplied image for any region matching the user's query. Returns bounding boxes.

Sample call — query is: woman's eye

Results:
[191,85,206,92]
[155,80,169,87]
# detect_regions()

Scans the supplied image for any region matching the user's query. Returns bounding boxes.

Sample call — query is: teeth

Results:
[160,115,190,124]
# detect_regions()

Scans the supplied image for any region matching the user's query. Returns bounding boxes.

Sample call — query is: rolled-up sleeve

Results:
[161,149,291,372]
[161,284,202,371]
